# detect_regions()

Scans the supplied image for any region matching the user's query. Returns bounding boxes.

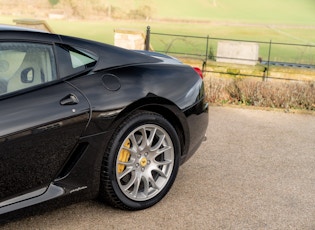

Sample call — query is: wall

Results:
[216,41,259,66]
[114,28,145,50]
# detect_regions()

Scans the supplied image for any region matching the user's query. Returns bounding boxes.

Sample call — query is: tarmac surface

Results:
[2,106,315,229]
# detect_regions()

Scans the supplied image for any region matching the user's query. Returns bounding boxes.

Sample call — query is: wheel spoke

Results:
[149,160,171,179]
[147,127,157,147]
[121,172,137,191]
[155,159,173,168]
[138,127,148,150]
[148,176,159,190]
[142,176,150,196]
[150,134,165,152]
[129,133,140,151]
[142,173,161,197]
[157,145,172,154]
[152,167,167,178]
[118,166,133,179]
[121,145,137,155]
[131,175,141,198]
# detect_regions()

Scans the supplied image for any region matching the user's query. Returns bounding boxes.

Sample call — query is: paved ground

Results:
[2,106,315,230]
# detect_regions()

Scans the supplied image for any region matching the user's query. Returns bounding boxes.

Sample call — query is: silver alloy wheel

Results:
[116,124,174,201]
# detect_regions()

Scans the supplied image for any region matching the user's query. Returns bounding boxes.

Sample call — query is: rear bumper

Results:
[180,100,208,164]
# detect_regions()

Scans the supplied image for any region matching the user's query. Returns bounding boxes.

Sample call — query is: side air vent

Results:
[56,142,89,180]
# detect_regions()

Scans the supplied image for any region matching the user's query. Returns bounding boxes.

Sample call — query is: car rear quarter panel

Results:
[68,62,204,131]
[104,63,204,110]
[69,62,207,162]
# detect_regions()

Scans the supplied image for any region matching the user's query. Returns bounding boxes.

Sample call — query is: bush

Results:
[205,76,315,111]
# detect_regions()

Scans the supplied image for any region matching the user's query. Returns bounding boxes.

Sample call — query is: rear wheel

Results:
[100,111,180,210]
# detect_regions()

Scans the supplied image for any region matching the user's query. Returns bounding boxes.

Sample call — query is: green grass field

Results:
[1,0,315,64]
[46,18,314,64]
[110,0,315,25]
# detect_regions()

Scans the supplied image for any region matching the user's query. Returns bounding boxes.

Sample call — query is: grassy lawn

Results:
[47,19,315,44]
[1,16,314,64]
[0,0,314,64]
[110,0,315,25]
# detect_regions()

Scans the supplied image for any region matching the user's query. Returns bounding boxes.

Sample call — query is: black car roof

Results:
[0,24,161,71]
[0,24,48,33]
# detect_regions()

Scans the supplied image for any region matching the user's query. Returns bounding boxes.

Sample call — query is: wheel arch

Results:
[114,95,190,159]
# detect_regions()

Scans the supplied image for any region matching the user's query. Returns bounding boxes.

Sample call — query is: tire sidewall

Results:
[105,112,180,210]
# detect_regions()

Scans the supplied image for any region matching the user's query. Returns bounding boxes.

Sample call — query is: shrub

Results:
[204,76,231,103]
[205,76,315,111]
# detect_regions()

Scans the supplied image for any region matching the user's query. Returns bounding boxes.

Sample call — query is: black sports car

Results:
[0,25,208,220]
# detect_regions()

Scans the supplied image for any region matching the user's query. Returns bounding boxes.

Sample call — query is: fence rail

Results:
[144,26,315,80]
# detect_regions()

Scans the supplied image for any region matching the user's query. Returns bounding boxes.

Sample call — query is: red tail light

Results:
[193,67,203,79]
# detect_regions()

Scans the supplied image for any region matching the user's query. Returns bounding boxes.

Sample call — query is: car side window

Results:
[55,45,97,78]
[0,42,56,95]
[69,50,96,69]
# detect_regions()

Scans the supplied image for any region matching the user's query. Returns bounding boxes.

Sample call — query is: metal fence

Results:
[144,26,315,77]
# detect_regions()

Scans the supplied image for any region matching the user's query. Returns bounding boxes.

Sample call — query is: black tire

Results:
[100,111,180,210]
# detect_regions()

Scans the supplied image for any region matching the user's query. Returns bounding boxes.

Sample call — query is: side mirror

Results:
[21,67,34,83]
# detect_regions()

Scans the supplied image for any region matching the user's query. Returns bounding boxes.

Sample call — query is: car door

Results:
[0,42,90,201]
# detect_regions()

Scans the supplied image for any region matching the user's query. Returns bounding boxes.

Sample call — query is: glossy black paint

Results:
[0,25,208,221]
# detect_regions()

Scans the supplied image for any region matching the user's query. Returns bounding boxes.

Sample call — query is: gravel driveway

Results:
[2,106,315,230]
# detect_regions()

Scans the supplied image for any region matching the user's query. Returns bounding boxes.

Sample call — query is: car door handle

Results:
[60,94,79,105]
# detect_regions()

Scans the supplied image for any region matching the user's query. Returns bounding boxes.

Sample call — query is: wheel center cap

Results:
[140,157,148,167]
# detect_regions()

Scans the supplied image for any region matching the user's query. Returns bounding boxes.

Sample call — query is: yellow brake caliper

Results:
[117,139,131,173]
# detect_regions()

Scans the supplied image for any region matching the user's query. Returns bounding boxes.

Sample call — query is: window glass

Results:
[55,45,97,78]
[0,42,56,95]
[70,50,96,69]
